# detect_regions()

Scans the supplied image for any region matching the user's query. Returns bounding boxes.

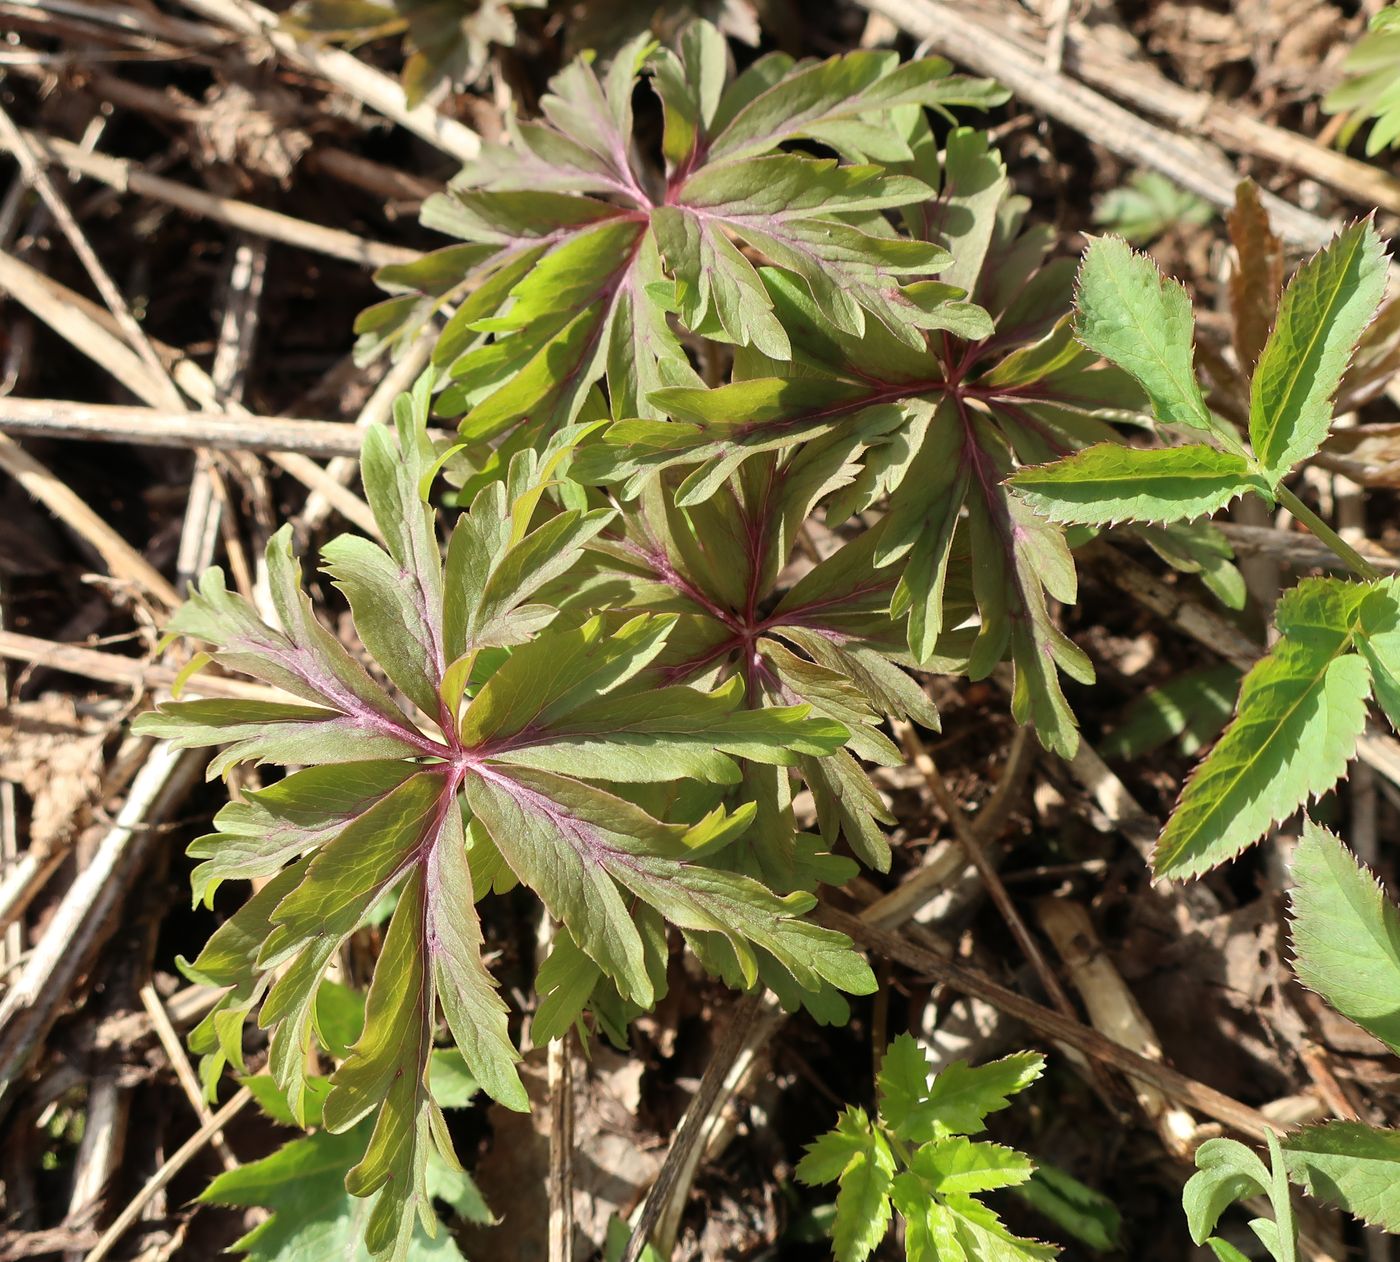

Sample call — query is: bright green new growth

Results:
[1249,221,1387,482]
[1183,1132,1297,1262]
[1152,578,1399,878]
[796,1034,1052,1262]
[138,377,876,1258]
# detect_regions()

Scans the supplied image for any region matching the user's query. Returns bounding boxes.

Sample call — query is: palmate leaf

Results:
[553,461,947,887]
[581,133,1150,758]
[356,18,1006,454]
[1092,170,1213,246]
[1289,818,1400,1055]
[138,382,872,1261]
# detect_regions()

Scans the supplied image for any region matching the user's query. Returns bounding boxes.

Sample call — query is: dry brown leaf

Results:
[0,695,107,848]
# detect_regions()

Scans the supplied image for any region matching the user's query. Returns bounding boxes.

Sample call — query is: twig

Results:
[138,984,238,1171]
[652,993,787,1258]
[823,908,1275,1141]
[858,0,1334,249]
[0,432,180,607]
[1037,897,1198,1156]
[177,233,267,593]
[0,252,381,537]
[63,1077,126,1262]
[0,743,206,1107]
[1088,539,1257,672]
[3,0,228,50]
[1215,523,1398,572]
[0,250,159,403]
[927,0,1400,219]
[293,329,437,535]
[170,0,480,164]
[547,1035,574,1262]
[895,721,1082,1027]
[0,628,291,702]
[8,129,416,269]
[0,103,181,408]
[621,991,769,1262]
[80,1087,253,1262]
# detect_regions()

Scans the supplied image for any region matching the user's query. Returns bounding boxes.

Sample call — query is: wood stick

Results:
[823,907,1275,1141]
[895,721,1083,1032]
[0,432,180,607]
[0,743,207,1107]
[8,128,416,269]
[0,628,290,702]
[80,1086,253,1262]
[138,984,238,1171]
[909,0,1400,219]
[0,102,181,408]
[1037,897,1199,1157]
[0,252,382,538]
[858,0,1334,249]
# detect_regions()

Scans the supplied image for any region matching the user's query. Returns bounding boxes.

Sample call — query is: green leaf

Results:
[796,1107,896,1262]
[1183,1137,1272,1246]
[367,21,1002,441]
[1073,236,1216,436]
[1324,9,1400,156]
[875,1031,933,1139]
[918,1052,1047,1140]
[284,0,530,107]
[200,1119,489,1262]
[909,1136,1035,1194]
[1289,818,1400,1055]
[706,51,1006,163]
[1283,1121,1400,1231]
[1249,221,1387,483]
[1093,170,1213,246]
[1100,664,1240,761]
[1008,443,1257,526]
[1153,580,1374,878]
[1012,1163,1122,1252]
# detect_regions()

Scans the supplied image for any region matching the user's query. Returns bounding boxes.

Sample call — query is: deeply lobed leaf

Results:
[145,380,873,1260]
